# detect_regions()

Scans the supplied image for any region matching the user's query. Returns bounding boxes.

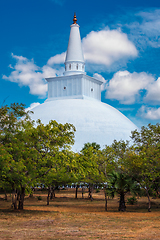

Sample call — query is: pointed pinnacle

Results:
[73,13,77,24]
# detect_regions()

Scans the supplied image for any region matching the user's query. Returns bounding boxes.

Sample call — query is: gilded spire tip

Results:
[73,13,77,24]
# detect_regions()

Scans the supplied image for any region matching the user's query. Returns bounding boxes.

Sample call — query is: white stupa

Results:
[30,14,137,152]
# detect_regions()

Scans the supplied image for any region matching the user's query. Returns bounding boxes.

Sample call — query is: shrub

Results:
[37,196,42,200]
[127,197,137,205]
[96,189,100,193]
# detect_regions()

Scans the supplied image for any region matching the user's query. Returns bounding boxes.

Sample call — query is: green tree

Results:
[124,123,160,211]
[0,103,76,209]
[106,171,138,211]
[0,103,35,209]
[107,140,140,211]
[80,142,103,201]
[40,150,78,205]
[0,144,13,198]
[99,145,117,211]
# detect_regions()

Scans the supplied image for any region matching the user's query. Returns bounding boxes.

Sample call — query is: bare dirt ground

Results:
[0,189,160,240]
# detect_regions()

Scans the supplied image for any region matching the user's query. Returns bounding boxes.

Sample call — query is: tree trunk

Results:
[82,187,84,199]
[88,184,93,201]
[53,189,55,198]
[4,191,7,201]
[146,189,151,212]
[75,185,79,199]
[18,187,25,210]
[12,189,17,210]
[50,187,53,199]
[50,186,55,199]
[118,192,126,211]
[47,187,51,205]
[17,191,20,201]
[104,189,107,211]
[29,193,33,197]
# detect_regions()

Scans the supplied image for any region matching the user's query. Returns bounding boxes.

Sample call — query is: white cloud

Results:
[42,65,64,78]
[139,106,160,120]
[106,71,154,104]
[128,9,160,48]
[3,53,64,97]
[139,10,160,41]
[11,53,27,61]
[25,102,40,112]
[93,73,107,91]
[8,64,14,69]
[144,77,160,103]
[3,28,137,98]
[82,29,138,66]
[47,29,137,69]
[47,52,66,66]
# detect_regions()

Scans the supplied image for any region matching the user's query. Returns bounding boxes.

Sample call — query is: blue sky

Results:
[1,0,160,128]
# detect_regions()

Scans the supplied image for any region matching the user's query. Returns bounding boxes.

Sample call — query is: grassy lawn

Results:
[0,189,160,239]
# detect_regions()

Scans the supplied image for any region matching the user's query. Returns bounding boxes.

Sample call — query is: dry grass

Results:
[0,189,160,239]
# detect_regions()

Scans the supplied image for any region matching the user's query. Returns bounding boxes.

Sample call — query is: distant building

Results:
[30,14,137,152]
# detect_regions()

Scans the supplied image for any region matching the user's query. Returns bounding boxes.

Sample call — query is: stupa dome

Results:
[30,14,137,152]
[31,97,137,152]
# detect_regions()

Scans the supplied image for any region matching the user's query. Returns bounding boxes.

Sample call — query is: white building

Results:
[30,14,137,152]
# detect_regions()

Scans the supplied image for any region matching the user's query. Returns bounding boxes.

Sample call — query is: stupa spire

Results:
[73,13,77,24]
[63,13,85,76]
